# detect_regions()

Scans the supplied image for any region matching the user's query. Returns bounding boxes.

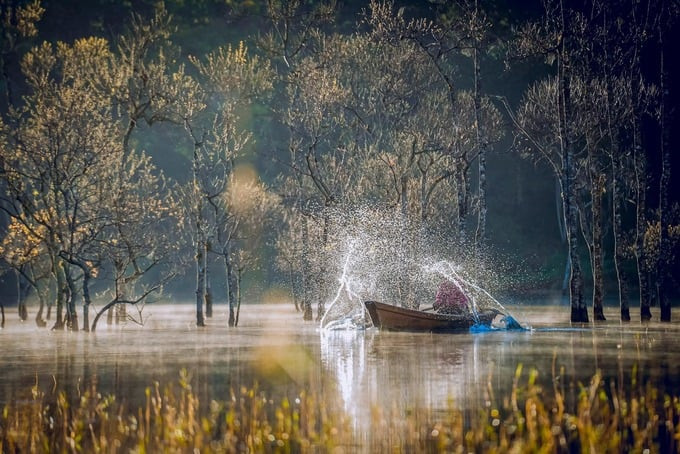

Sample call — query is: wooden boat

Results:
[364,300,499,333]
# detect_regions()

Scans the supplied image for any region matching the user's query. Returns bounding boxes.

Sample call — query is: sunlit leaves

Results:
[110,3,196,128]
[190,41,273,104]
[0,217,46,266]
[0,5,191,321]
[1,0,44,38]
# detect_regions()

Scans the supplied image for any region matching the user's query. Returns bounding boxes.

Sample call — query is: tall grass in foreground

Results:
[2,366,679,453]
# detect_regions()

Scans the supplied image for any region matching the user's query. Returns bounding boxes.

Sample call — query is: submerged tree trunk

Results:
[52,263,65,330]
[91,301,120,332]
[81,271,92,332]
[29,267,47,327]
[35,293,46,327]
[565,176,587,322]
[16,271,28,321]
[62,268,77,331]
[111,266,123,325]
[557,34,587,322]
[657,32,671,322]
[235,267,243,327]
[633,124,652,321]
[116,299,127,323]
[591,173,606,321]
[611,155,631,321]
[606,80,631,321]
[65,268,79,331]
[225,249,237,327]
[195,236,206,327]
[205,242,213,318]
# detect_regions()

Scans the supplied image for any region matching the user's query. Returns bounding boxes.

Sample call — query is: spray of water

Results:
[320,239,364,330]
[317,206,527,331]
[422,260,527,330]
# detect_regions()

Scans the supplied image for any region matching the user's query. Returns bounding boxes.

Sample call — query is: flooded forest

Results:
[1,0,680,452]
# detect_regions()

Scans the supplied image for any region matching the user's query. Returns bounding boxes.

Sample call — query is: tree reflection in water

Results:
[1,303,680,444]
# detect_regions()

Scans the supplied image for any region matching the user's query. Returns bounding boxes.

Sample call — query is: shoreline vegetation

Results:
[2,367,678,453]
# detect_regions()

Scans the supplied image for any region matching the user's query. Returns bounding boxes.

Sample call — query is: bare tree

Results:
[0,37,123,330]
[0,7,189,331]
[182,42,273,326]
[507,0,592,322]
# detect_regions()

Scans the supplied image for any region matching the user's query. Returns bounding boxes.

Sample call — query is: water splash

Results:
[422,260,527,330]
[320,240,359,330]
[317,206,527,332]
[320,237,372,330]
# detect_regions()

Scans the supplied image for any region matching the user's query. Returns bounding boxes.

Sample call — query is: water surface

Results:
[1,303,679,435]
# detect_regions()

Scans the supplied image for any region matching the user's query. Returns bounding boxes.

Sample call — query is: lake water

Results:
[1,302,680,439]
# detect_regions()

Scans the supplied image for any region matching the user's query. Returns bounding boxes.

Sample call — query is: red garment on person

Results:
[434,280,469,314]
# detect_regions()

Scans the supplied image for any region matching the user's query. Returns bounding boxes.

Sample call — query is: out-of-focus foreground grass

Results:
[1,366,679,453]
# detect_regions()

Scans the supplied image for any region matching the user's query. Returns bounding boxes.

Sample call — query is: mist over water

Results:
[2,302,680,447]
[0,211,677,446]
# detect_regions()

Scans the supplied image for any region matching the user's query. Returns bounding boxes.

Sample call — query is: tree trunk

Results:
[92,300,127,332]
[591,173,605,321]
[556,18,587,322]
[1,302,4,328]
[225,249,237,327]
[633,123,652,320]
[611,155,630,321]
[29,267,47,327]
[116,300,127,323]
[657,31,671,322]
[191,126,205,327]
[195,237,206,327]
[64,268,78,331]
[565,178,587,322]
[111,265,123,325]
[606,88,631,320]
[235,267,242,327]
[52,263,65,330]
[205,241,213,318]
[35,292,46,327]
[473,45,487,251]
[81,271,92,332]
[16,271,28,321]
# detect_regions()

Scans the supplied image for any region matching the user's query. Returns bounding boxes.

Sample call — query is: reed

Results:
[2,366,678,453]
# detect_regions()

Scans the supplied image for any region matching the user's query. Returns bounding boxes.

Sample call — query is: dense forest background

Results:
[0,0,678,329]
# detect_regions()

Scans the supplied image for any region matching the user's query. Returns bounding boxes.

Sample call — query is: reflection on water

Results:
[1,303,680,437]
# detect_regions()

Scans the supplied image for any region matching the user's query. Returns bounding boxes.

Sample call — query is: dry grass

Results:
[2,366,679,453]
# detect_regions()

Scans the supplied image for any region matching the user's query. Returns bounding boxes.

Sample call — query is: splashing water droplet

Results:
[317,206,526,331]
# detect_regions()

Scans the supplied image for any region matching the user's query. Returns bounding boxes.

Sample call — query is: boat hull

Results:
[364,300,498,333]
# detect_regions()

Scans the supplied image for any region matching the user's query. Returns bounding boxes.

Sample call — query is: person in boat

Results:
[433,279,470,314]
